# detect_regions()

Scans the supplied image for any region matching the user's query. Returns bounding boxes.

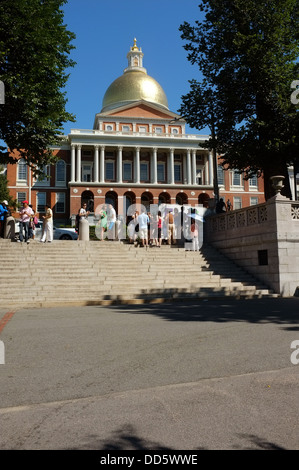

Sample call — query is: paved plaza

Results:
[0,297,298,450]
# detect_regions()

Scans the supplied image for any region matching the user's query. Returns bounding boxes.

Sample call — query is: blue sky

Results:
[62,0,207,134]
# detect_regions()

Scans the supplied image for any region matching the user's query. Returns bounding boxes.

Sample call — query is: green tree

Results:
[0,0,76,173]
[0,169,17,209]
[179,0,299,199]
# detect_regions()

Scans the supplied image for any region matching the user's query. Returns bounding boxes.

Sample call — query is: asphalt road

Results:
[0,297,298,451]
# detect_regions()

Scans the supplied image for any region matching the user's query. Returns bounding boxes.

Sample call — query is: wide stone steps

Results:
[0,239,278,308]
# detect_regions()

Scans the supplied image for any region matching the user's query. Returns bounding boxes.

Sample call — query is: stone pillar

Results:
[169,148,174,184]
[100,146,105,183]
[117,146,123,183]
[192,150,197,185]
[94,145,99,183]
[76,145,82,183]
[135,147,140,184]
[152,147,158,184]
[187,149,191,185]
[79,218,89,241]
[71,144,76,183]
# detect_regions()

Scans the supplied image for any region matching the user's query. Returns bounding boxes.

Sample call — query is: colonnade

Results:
[70,144,214,186]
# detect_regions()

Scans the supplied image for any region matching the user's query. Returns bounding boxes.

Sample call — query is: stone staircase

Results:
[0,239,278,309]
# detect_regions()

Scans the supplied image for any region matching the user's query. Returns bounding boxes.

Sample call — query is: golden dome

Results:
[101,39,169,112]
[101,71,169,112]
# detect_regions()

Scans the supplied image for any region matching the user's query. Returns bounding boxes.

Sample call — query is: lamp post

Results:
[210,117,219,203]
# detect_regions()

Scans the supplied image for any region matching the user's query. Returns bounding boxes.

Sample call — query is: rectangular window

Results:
[155,127,163,134]
[157,163,165,182]
[82,164,92,182]
[140,162,149,181]
[232,170,243,187]
[17,192,26,207]
[249,175,258,188]
[174,163,182,182]
[233,196,242,210]
[196,168,202,185]
[250,197,259,206]
[56,193,65,213]
[122,125,130,133]
[217,166,224,186]
[105,161,114,180]
[123,162,132,181]
[36,192,46,213]
[138,126,147,133]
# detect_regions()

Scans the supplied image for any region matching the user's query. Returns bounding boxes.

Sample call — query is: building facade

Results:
[6,39,265,222]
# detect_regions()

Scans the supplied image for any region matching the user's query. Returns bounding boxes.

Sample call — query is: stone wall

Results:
[205,195,299,296]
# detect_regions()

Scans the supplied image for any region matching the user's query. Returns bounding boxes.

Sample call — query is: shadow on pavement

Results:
[105,297,299,329]
[69,424,287,450]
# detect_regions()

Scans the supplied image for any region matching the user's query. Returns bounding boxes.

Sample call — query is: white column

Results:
[135,147,140,183]
[204,155,209,185]
[100,146,105,183]
[208,151,214,186]
[71,144,76,182]
[169,148,174,184]
[152,147,158,184]
[192,150,197,185]
[76,145,82,183]
[187,149,191,185]
[94,145,99,183]
[117,146,123,183]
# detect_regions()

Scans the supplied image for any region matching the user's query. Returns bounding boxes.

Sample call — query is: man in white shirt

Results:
[137,208,149,247]
[19,200,33,244]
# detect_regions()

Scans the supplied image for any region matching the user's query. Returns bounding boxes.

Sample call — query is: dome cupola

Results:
[101,39,169,112]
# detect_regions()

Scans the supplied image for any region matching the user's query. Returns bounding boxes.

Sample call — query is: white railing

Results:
[206,203,269,233]
[70,128,209,140]
[207,200,299,233]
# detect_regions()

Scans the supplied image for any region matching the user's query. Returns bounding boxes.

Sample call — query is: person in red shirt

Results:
[18,200,33,244]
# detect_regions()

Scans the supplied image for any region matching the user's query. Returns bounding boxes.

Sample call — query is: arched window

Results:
[17,158,27,182]
[56,160,66,185]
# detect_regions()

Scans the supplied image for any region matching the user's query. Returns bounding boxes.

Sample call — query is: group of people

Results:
[17,200,53,244]
[125,206,201,250]
[215,198,232,213]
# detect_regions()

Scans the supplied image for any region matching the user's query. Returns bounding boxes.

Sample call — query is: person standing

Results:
[98,204,107,241]
[40,204,53,243]
[0,200,9,238]
[19,200,33,244]
[165,209,174,245]
[28,204,37,240]
[107,204,116,240]
[137,208,149,247]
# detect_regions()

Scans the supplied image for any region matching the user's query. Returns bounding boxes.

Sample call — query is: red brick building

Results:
[6,39,265,222]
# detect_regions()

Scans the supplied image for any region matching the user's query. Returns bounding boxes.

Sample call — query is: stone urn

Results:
[270,175,285,194]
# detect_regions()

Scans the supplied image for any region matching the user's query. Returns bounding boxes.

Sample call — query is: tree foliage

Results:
[179,0,299,199]
[0,0,76,172]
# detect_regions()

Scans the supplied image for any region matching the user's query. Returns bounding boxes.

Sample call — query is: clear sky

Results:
[62,0,207,134]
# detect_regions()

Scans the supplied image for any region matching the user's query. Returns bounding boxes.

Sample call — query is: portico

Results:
[69,139,213,188]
